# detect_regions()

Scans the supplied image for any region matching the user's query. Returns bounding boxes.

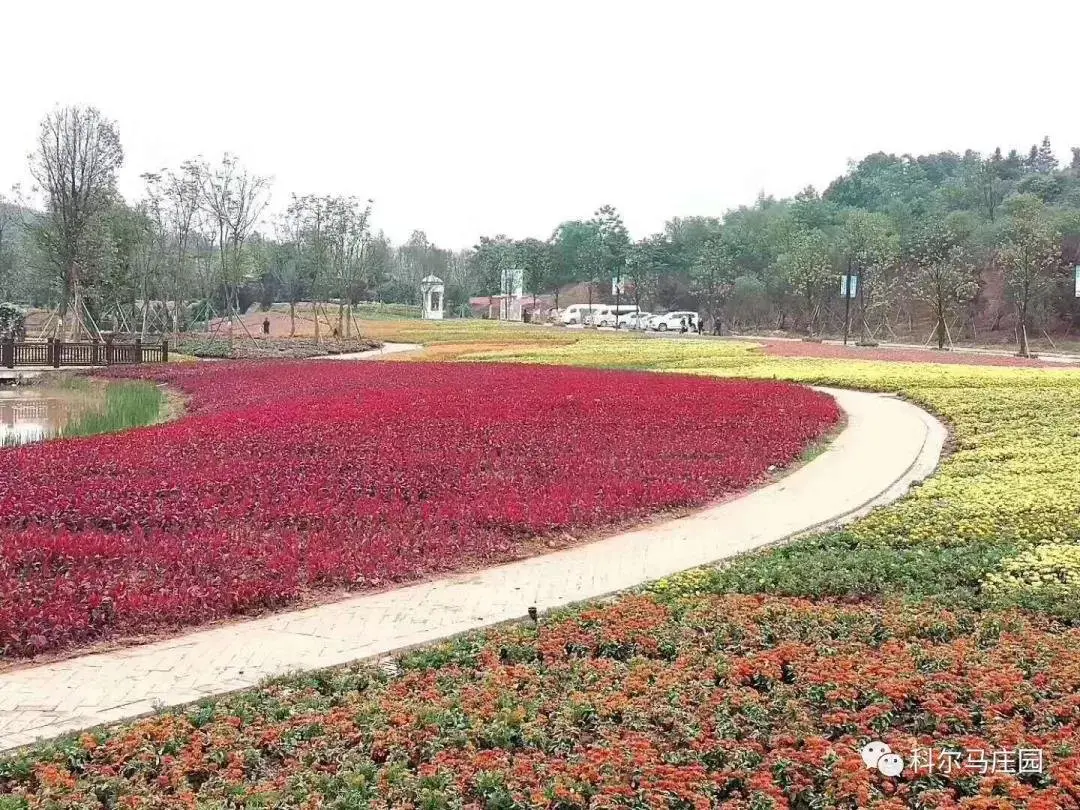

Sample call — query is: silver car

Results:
[620,311,652,329]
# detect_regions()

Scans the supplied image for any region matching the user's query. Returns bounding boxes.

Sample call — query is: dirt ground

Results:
[207,305,366,339]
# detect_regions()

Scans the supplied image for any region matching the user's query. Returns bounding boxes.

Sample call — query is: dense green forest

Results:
[470,140,1080,352]
[3,104,1080,354]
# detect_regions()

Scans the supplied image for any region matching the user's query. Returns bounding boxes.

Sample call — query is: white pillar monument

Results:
[420,275,445,320]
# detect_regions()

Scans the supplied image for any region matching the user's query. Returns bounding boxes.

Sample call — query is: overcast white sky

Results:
[3,0,1080,248]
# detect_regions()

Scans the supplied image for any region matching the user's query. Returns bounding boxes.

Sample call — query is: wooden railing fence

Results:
[1,339,168,369]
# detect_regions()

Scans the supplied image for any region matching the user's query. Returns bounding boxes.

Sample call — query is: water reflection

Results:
[0,387,102,446]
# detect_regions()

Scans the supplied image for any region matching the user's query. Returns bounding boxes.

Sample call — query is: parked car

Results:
[593,305,639,327]
[650,311,700,332]
[558,304,603,326]
[621,311,652,329]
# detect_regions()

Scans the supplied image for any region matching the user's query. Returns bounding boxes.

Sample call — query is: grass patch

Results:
[63,380,164,438]
[0,378,165,447]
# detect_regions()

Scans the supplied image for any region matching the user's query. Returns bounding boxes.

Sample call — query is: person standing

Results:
[262,317,270,335]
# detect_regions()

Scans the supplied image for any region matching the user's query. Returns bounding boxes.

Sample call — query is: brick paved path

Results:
[309,342,422,360]
[0,387,944,751]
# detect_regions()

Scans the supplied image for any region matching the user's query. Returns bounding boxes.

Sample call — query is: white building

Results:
[420,275,445,320]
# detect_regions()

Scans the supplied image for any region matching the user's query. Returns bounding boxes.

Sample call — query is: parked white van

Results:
[558,304,603,325]
[593,304,639,327]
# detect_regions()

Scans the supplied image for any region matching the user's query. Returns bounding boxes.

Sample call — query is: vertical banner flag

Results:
[841,275,858,298]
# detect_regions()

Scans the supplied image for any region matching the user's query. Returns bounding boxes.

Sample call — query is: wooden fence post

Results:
[52,339,61,368]
[1,339,13,369]
[161,339,169,363]
[105,335,114,366]
[135,338,143,363]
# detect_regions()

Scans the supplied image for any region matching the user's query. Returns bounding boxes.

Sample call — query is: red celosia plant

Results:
[2,596,1076,808]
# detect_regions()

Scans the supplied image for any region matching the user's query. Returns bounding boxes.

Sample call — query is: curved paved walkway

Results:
[0,387,944,751]
[309,342,422,360]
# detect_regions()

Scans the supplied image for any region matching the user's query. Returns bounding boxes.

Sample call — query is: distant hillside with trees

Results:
[474,138,1080,354]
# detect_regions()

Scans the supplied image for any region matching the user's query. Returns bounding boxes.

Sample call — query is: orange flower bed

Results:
[4,595,1077,808]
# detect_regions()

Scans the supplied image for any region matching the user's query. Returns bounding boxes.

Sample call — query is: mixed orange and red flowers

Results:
[2,595,1076,808]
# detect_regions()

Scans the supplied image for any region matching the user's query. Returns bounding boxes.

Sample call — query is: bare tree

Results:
[191,205,221,326]
[281,194,334,341]
[131,186,169,336]
[273,200,316,337]
[28,105,124,337]
[194,154,271,333]
[327,197,373,338]
[142,161,201,331]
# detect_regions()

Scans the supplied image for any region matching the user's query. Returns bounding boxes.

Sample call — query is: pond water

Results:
[0,385,107,446]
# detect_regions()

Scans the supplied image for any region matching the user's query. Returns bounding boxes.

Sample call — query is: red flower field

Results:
[0,362,838,659]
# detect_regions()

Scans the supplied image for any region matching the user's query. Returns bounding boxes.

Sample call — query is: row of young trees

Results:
[0,105,471,339]
[470,140,1080,355]
[0,107,277,338]
[3,104,1079,354]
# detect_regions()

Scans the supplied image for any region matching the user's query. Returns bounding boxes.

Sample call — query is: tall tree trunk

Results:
[173,245,184,335]
[857,270,869,343]
[60,263,76,340]
[289,301,296,337]
[1017,300,1030,357]
[140,272,150,338]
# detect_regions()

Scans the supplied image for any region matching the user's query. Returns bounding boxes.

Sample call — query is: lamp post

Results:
[613,268,621,329]
[842,259,854,346]
[587,277,596,326]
